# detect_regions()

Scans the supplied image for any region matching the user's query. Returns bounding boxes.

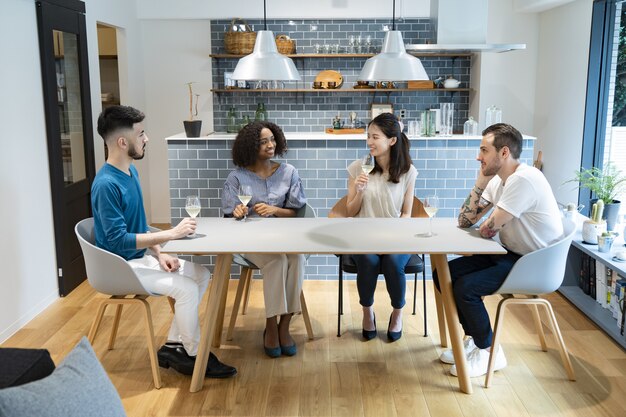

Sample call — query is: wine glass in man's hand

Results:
[185,195,201,237]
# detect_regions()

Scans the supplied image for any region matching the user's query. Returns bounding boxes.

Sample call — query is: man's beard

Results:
[128,145,145,160]
[482,159,501,177]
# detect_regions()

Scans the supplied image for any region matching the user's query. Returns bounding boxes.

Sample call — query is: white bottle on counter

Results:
[494,107,502,124]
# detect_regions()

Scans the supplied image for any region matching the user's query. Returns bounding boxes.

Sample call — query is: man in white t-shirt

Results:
[434,123,563,378]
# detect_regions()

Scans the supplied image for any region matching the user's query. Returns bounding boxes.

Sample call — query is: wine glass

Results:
[423,195,439,237]
[185,195,201,237]
[358,153,375,191]
[237,185,253,221]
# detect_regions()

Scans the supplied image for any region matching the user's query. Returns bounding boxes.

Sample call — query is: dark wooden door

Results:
[36,0,95,296]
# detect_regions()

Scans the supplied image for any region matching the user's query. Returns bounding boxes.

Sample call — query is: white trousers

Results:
[129,255,210,356]
[241,253,305,318]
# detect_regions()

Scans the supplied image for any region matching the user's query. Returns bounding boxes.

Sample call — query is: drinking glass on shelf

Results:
[423,195,439,237]
[185,195,201,237]
[358,153,375,191]
[408,120,420,138]
[237,185,253,221]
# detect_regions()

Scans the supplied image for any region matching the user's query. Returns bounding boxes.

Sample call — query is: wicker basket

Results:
[275,34,295,55]
[224,18,257,54]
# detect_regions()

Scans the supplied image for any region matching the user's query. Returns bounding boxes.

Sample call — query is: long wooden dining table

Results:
[162,216,506,394]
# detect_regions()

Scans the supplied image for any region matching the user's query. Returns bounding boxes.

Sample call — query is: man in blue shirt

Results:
[91,105,236,378]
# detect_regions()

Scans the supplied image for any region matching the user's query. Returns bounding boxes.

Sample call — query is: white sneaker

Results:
[439,337,476,364]
[450,346,507,378]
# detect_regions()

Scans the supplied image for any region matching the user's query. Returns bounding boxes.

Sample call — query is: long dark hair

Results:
[231,121,288,167]
[367,113,412,183]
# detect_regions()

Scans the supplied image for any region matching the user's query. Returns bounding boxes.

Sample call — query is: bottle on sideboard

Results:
[255,102,268,122]
[227,107,238,133]
[240,114,251,131]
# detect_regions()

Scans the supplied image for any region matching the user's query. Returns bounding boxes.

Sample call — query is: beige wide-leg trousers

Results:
[241,253,305,318]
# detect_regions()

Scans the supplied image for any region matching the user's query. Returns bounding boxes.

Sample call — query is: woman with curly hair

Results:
[345,112,417,343]
[222,121,307,358]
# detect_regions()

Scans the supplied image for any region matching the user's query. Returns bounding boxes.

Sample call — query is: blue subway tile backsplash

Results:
[211,19,471,133]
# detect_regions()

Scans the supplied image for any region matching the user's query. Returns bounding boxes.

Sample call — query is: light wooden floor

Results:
[3,279,626,417]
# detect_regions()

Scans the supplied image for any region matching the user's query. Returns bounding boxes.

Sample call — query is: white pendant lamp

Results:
[358,0,429,82]
[231,0,301,81]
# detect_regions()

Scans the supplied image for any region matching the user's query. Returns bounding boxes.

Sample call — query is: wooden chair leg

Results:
[136,296,162,389]
[530,300,547,351]
[88,300,109,343]
[212,270,231,348]
[226,267,251,341]
[539,299,576,381]
[108,303,124,350]
[167,296,176,313]
[300,291,314,340]
[242,269,253,315]
[485,296,511,387]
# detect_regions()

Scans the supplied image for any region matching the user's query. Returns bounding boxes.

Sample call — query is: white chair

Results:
[75,218,172,389]
[219,204,316,345]
[485,218,577,387]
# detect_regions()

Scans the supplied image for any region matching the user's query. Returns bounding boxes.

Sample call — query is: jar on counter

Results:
[255,102,268,122]
[226,107,238,133]
[463,116,478,136]
[239,114,251,131]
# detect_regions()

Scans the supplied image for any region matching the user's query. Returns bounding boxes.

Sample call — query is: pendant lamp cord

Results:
[264,0,267,30]
[392,0,396,30]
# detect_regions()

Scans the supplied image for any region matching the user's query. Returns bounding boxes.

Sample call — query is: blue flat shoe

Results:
[280,343,297,356]
[263,330,281,358]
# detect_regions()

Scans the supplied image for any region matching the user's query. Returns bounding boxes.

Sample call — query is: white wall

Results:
[533,0,592,205]
[0,0,59,343]
[0,0,146,343]
[140,20,214,223]
[136,0,431,20]
[472,0,540,134]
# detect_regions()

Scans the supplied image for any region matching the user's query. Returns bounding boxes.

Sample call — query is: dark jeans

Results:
[433,252,521,349]
[352,254,411,309]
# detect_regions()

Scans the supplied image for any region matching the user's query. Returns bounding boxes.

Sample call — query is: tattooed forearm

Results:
[458,190,492,228]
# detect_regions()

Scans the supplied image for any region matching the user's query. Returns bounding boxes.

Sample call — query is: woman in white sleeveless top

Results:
[345,113,417,342]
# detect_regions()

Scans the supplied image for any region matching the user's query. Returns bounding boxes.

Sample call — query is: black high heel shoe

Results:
[387,314,402,342]
[362,315,377,341]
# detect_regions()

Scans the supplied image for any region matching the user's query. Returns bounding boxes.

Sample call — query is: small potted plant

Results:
[183,82,202,137]
[567,162,626,231]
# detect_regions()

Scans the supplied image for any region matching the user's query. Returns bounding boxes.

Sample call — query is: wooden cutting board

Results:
[315,70,343,89]
[325,128,365,134]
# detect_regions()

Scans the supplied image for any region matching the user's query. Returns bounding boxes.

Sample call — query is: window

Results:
[582,0,626,219]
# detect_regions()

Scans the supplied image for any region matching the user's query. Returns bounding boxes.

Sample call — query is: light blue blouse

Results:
[222,163,306,217]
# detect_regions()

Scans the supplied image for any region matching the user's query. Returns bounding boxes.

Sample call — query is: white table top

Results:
[162,217,506,256]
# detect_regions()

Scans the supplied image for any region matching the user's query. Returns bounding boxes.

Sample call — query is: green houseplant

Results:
[568,163,626,230]
[183,82,202,137]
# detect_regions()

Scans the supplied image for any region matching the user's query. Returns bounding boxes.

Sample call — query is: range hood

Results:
[405,44,526,53]
[417,0,526,53]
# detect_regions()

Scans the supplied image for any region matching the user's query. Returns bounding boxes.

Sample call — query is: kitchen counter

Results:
[167,132,537,141]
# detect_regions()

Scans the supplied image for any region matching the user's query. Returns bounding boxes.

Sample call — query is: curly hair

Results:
[367,112,413,183]
[231,121,288,167]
